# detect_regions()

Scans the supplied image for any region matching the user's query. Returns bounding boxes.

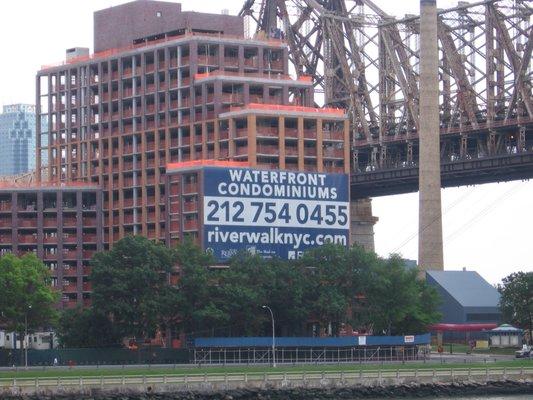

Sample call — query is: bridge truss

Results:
[240,0,533,196]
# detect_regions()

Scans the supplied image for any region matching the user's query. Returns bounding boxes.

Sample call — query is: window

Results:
[156,11,162,17]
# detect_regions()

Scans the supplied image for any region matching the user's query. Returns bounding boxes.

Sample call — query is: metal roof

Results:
[427,270,500,308]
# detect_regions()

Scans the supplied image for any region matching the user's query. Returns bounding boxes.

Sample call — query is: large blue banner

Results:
[203,167,350,261]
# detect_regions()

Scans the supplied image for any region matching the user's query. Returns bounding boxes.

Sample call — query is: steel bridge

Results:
[240,0,533,197]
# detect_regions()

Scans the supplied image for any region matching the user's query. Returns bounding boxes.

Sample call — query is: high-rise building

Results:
[0,182,104,308]
[36,0,350,247]
[0,104,43,176]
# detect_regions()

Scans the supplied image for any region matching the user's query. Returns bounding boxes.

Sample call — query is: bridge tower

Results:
[418,0,444,272]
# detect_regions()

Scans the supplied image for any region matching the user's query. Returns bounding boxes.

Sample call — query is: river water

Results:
[387,396,530,400]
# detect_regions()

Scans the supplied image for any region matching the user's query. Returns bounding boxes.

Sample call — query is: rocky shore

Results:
[1,380,532,399]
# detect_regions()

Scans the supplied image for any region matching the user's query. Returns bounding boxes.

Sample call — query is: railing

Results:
[1,367,531,393]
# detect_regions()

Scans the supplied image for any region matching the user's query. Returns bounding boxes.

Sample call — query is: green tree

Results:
[299,244,355,335]
[361,254,441,335]
[218,252,270,336]
[90,236,175,340]
[261,257,311,336]
[56,308,121,348]
[498,272,533,343]
[172,240,228,337]
[0,253,58,348]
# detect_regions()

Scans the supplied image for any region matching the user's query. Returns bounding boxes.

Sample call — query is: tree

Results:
[0,253,58,350]
[298,244,356,335]
[361,254,441,335]
[56,308,121,348]
[498,272,533,343]
[90,236,176,340]
[171,240,228,337]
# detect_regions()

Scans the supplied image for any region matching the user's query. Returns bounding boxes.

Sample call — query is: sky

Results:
[0,0,531,284]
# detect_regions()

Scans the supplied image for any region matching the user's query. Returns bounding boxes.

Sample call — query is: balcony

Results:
[323,148,345,158]
[285,128,298,139]
[145,83,156,93]
[62,284,78,293]
[63,218,77,227]
[43,235,58,244]
[82,282,92,292]
[219,131,229,140]
[43,218,57,227]
[63,268,78,277]
[183,201,198,212]
[82,234,98,243]
[221,93,243,104]
[83,217,97,226]
[323,130,344,141]
[18,219,37,228]
[43,252,58,261]
[0,234,12,243]
[63,235,77,244]
[224,57,239,67]
[63,250,78,260]
[304,147,317,157]
[244,57,258,68]
[235,146,248,156]
[285,146,299,156]
[82,250,95,259]
[257,126,280,138]
[144,142,155,152]
[257,145,281,156]
[183,183,198,194]
[183,219,198,231]
[123,87,133,98]
[0,219,12,228]
[235,128,248,139]
[197,55,218,65]
[17,235,37,244]
[304,129,316,139]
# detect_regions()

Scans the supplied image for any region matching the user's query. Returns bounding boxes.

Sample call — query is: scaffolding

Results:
[193,345,427,365]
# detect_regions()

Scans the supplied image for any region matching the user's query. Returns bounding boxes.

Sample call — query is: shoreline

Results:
[0,380,532,399]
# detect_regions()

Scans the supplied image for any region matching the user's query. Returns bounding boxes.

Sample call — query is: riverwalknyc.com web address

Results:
[206,226,347,249]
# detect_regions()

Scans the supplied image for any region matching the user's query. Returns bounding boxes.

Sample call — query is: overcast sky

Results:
[0,0,531,284]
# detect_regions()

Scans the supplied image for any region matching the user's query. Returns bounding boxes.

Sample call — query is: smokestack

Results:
[418,0,444,274]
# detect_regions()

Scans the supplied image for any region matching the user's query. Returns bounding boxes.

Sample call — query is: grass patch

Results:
[0,359,531,379]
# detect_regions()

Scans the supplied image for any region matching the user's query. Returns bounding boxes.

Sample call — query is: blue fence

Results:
[194,334,430,348]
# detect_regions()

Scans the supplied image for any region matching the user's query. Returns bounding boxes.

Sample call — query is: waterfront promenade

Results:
[1,364,532,397]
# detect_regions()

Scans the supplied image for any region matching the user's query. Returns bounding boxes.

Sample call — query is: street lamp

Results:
[262,305,276,367]
[24,305,32,368]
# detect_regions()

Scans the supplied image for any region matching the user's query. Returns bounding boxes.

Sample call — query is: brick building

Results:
[35,0,350,248]
[0,183,103,308]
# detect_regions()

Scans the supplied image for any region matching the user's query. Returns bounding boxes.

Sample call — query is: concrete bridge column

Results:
[350,198,378,252]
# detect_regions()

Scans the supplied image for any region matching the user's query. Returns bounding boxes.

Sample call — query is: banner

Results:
[203,167,350,261]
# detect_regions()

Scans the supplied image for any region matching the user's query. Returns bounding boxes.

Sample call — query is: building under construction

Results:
[0,0,362,306]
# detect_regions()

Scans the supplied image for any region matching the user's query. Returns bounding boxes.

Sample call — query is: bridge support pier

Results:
[350,198,378,252]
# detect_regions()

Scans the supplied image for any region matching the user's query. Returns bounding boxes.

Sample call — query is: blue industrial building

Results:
[0,104,43,176]
[426,270,501,325]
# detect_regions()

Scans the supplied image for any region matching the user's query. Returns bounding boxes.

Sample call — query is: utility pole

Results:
[418,0,444,276]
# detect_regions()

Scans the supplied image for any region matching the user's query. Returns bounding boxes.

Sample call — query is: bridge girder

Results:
[240,0,533,182]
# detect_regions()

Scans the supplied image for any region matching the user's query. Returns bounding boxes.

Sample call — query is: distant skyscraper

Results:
[0,104,41,176]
